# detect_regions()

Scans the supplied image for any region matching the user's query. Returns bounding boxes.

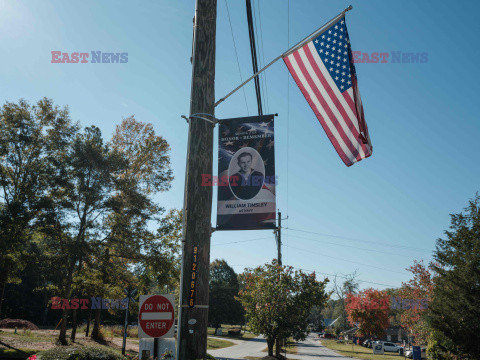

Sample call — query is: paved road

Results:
[208,334,352,360]
[293,335,351,359]
[208,336,267,360]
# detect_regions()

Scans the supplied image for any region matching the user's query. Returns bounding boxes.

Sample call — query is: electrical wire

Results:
[212,236,271,246]
[224,0,249,115]
[286,228,431,253]
[286,0,290,265]
[290,266,399,288]
[255,0,269,114]
[288,234,424,258]
[246,0,263,115]
[227,264,399,288]
[285,244,407,275]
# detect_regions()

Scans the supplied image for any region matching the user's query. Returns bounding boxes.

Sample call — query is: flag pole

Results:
[214,5,353,108]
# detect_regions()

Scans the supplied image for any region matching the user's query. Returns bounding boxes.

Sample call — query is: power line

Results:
[224,0,249,115]
[227,264,399,288]
[286,0,290,266]
[291,266,399,288]
[255,0,269,114]
[286,227,431,253]
[246,0,263,115]
[285,244,407,275]
[212,236,272,246]
[288,234,422,258]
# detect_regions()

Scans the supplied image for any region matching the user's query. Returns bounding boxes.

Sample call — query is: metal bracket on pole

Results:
[214,5,353,108]
[181,113,219,126]
[179,304,209,309]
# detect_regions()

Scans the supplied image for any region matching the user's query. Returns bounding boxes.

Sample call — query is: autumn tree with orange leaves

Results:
[397,260,434,345]
[345,288,390,338]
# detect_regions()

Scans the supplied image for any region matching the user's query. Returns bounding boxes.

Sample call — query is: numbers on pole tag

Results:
[188,244,199,308]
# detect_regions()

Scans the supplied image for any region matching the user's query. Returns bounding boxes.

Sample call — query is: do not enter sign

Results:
[138,294,175,338]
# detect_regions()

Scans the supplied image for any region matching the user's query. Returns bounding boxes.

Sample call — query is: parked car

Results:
[379,341,403,353]
[363,339,373,348]
[368,339,378,348]
[405,347,427,359]
[320,333,335,339]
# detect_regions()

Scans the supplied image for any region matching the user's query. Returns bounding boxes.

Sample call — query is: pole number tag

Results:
[188,245,199,308]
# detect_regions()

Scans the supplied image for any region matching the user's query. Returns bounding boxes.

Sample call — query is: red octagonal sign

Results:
[138,294,175,338]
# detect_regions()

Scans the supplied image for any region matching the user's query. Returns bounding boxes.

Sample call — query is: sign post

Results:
[122,288,137,356]
[138,294,175,359]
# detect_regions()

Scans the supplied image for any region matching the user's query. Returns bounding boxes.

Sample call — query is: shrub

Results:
[227,328,241,336]
[37,346,125,360]
[427,330,456,360]
[127,327,138,338]
[0,318,39,330]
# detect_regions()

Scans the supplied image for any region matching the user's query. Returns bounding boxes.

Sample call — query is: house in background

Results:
[384,327,407,343]
[322,317,339,329]
[342,326,407,343]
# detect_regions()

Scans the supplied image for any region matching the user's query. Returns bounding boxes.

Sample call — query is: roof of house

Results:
[342,327,359,335]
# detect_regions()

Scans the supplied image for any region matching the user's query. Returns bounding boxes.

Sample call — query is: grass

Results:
[0,329,53,342]
[245,357,302,360]
[0,328,140,357]
[207,337,235,350]
[321,339,404,360]
[207,325,256,340]
[261,339,297,354]
[77,324,139,339]
[0,348,37,358]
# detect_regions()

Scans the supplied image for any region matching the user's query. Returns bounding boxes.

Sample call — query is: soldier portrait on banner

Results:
[216,114,276,230]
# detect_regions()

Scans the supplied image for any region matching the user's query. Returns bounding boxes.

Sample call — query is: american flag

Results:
[284,17,372,167]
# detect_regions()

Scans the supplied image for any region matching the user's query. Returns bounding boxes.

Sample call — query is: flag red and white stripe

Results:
[284,17,372,166]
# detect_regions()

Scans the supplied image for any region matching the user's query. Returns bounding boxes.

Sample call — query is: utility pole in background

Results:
[274,210,288,357]
[276,211,282,265]
[177,0,217,359]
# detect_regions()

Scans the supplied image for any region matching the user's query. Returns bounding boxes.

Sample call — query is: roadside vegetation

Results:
[207,324,256,340]
[206,337,235,350]
[321,339,402,360]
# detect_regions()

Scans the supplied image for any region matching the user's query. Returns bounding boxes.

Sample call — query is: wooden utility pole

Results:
[276,211,282,265]
[177,0,217,359]
[275,211,286,357]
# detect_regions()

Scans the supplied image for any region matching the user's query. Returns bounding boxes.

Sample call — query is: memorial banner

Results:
[216,115,276,230]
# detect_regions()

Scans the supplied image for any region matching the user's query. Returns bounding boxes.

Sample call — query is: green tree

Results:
[39,125,116,343]
[237,260,329,356]
[208,259,244,331]
[0,98,75,317]
[428,194,480,359]
[307,306,324,331]
[397,260,434,345]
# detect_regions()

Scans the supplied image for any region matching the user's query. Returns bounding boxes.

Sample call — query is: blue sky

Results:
[1,0,479,293]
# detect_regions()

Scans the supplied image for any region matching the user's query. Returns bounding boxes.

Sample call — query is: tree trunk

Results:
[0,274,6,319]
[58,307,69,345]
[91,308,102,341]
[57,259,75,344]
[267,338,275,356]
[70,308,77,341]
[85,306,92,337]
[275,337,283,358]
